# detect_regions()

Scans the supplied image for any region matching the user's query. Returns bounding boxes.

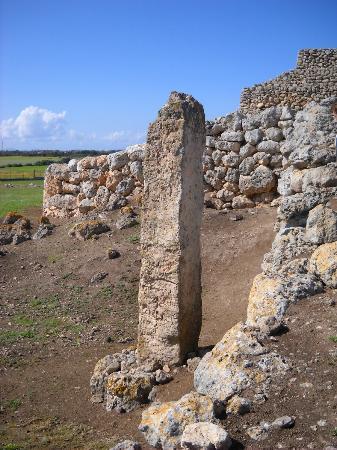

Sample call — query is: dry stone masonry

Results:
[138,95,337,449]
[240,49,337,112]
[43,49,337,218]
[137,92,205,368]
[85,50,337,448]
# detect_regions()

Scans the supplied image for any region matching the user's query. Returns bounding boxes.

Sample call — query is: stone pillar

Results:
[137,92,205,368]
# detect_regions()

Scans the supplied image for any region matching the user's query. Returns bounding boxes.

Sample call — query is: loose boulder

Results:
[181,422,232,450]
[139,392,217,449]
[68,220,110,240]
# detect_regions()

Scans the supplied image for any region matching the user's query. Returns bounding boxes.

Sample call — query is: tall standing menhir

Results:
[137,91,205,368]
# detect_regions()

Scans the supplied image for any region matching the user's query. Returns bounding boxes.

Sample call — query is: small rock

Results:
[90,272,108,284]
[317,419,327,427]
[109,440,141,450]
[115,214,138,230]
[226,396,252,415]
[187,357,201,373]
[246,423,270,441]
[163,364,170,373]
[32,224,55,240]
[155,369,173,384]
[272,416,295,429]
[230,214,243,221]
[108,249,121,259]
[69,220,110,240]
[148,385,159,402]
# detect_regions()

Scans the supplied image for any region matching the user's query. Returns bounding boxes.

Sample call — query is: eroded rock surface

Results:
[139,392,217,449]
[137,91,205,368]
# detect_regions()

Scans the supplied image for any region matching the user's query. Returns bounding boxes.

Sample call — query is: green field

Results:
[0,181,44,216]
[0,155,62,166]
[0,165,47,179]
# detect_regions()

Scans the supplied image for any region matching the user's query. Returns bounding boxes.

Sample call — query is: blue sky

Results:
[0,0,336,150]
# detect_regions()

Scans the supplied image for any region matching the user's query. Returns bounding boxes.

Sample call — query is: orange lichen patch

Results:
[106,373,153,400]
[68,220,110,240]
[140,401,175,427]
[121,206,134,216]
[130,193,143,207]
[309,241,337,288]
[0,223,14,232]
[39,216,51,225]
[2,211,23,224]
[139,392,216,447]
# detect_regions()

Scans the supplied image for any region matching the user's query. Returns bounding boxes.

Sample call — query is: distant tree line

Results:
[0,149,121,168]
[0,149,120,157]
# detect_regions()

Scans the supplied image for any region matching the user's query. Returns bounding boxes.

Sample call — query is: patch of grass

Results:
[0,416,112,450]
[13,315,35,327]
[0,184,43,216]
[128,234,140,244]
[40,317,83,337]
[97,285,113,299]
[333,427,337,436]
[68,285,83,295]
[6,398,22,411]
[329,336,337,343]
[1,444,22,450]
[62,272,75,280]
[42,318,64,334]
[30,298,43,308]
[30,294,60,311]
[0,329,36,344]
[47,254,62,264]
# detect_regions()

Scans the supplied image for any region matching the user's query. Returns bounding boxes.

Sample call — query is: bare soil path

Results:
[0,206,276,449]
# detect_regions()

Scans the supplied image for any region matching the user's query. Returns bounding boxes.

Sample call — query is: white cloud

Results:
[0,106,146,149]
[1,106,67,140]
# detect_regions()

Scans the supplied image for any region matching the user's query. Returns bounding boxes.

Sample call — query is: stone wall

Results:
[43,97,337,218]
[43,49,337,218]
[240,49,337,112]
[43,145,145,217]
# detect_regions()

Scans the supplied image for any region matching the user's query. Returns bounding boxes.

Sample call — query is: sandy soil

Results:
[5,204,334,449]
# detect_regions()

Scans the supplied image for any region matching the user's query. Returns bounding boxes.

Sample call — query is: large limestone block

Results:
[309,241,337,288]
[246,274,288,332]
[305,204,337,244]
[137,92,205,368]
[301,164,337,191]
[239,166,275,196]
[247,270,322,333]
[139,392,216,449]
[194,323,289,402]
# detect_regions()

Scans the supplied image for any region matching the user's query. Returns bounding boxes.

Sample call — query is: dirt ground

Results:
[1,204,335,449]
